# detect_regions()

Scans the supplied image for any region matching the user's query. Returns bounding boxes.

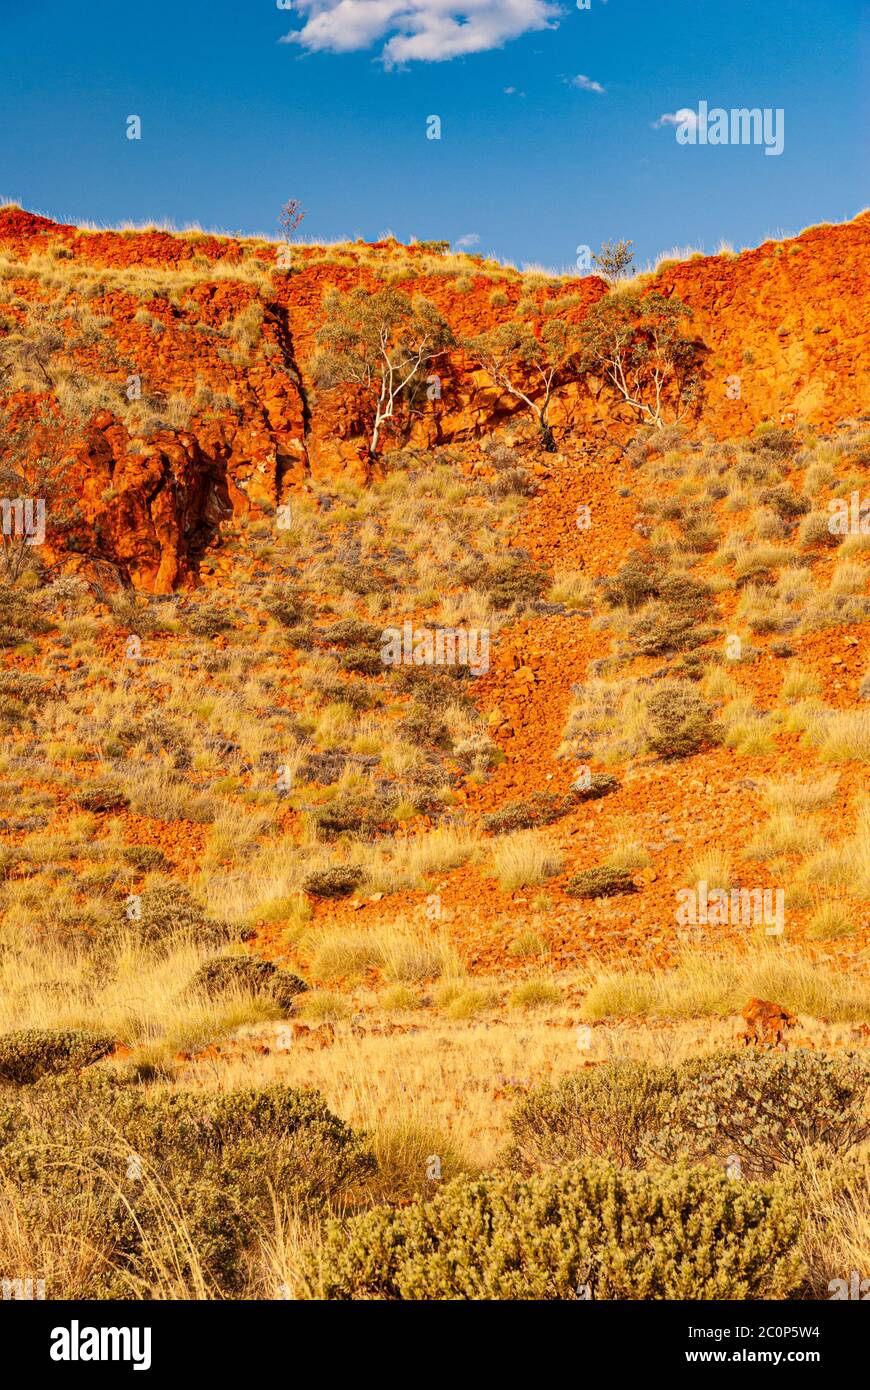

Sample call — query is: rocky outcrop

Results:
[1,206,867,590]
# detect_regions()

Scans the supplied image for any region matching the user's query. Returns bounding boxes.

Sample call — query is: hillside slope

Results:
[1,207,867,590]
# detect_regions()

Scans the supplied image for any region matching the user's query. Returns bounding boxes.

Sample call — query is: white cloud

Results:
[653,108,698,131]
[280,0,564,66]
[455,232,481,248]
[570,73,605,94]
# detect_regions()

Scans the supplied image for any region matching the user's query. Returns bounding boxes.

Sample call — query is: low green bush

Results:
[507,1061,672,1172]
[652,1051,870,1178]
[186,956,307,1011]
[74,782,130,814]
[509,1053,870,1182]
[0,1076,375,1296]
[564,866,637,898]
[644,683,715,758]
[0,1029,115,1085]
[306,1160,802,1299]
[312,795,395,839]
[572,772,619,802]
[302,866,365,898]
[120,884,232,948]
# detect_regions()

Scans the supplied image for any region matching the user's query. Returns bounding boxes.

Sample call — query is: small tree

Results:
[464,314,582,451]
[593,239,634,285]
[577,289,705,428]
[312,287,452,459]
[0,408,81,582]
[279,199,306,236]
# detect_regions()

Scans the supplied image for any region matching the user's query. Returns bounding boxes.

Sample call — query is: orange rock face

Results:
[740,998,798,1049]
[2,206,868,590]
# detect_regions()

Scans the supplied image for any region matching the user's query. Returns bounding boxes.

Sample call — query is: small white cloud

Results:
[653,107,698,131]
[570,73,605,94]
[280,0,563,66]
[455,233,481,249]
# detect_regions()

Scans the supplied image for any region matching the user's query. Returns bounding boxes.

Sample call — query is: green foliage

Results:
[184,600,236,638]
[481,778,617,834]
[262,590,308,628]
[652,1051,870,1178]
[122,883,232,949]
[122,845,170,872]
[564,866,637,898]
[507,1061,673,1172]
[644,682,715,758]
[465,553,549,609]
[307,1160,802,1300]
[573,771,619,801]
[463,316,583,450]
[73,781,130,813]
[186,956,308,1011]
[311,795,396,840]
[592,239,634,284]
[312,286,452,456]
[0,586,52,648]
[602,552,664,611]
[0,1030,115,1085]
[0,1077,375,1296]
[578,289,705,428]
[302,865,366,898]
[508,1053,870,1183]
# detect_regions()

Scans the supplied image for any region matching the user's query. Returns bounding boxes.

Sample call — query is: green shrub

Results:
[0,1077,375,1296]
[760,486,810,522]
[186,955,307,1011]
[644,683,715,758]
[337,646,383,676]
[0,1029,115,1085]
[262,590,308,627]
[312,795,395,839]
[306,1160,802,1299]
[564,866,637,898]
[508,1061,673,1172]
[74,782,130,814]
[302,866,365,898]
[482,779,617,834]
[602,553,663,611]
[122,884,231,948]
[321,619,383,649]
[184,602,235,637]
[0,588,51,647]
[477,556,549,609]
[652,1051,870,1178]
[481,793,561,834]
[572,772,619,802]
[122,845,170,872]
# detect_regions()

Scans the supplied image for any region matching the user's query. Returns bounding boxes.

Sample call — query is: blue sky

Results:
[0,0,865,268]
